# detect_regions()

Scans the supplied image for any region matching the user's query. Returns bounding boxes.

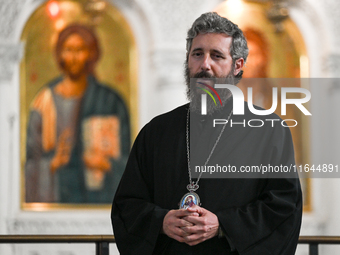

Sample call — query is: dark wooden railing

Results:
[298,236,340,255]
[0,235,115,255]
[1,235,340,254]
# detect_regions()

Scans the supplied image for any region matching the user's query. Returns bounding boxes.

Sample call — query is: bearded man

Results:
[111,12,302,255]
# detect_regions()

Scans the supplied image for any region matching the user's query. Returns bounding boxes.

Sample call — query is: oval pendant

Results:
[179,191,200,209]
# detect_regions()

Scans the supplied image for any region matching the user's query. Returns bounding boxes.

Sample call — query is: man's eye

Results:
[213,54,223,59]
[192,52,202,57]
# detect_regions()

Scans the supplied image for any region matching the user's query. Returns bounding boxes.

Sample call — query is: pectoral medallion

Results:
[179,191,200,209]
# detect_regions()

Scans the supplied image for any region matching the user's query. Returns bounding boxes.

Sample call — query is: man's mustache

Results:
[192,71,215,79]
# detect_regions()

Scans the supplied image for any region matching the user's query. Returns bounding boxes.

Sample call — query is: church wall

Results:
[1,0,340,254]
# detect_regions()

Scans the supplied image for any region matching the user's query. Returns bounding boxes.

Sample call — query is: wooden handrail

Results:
[298,236,340,244]
[0,235,115,243]
[0,235,115,255]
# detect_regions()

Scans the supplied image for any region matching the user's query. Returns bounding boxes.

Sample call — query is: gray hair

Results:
[186,12,248,79]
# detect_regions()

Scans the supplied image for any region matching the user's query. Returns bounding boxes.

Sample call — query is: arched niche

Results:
[215,0,311,211]
[20,0,138,209]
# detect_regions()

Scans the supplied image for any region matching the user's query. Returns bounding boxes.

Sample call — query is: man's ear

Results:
[233,58,244,76]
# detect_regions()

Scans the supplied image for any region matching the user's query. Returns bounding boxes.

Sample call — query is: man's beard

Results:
[185,62,236,115]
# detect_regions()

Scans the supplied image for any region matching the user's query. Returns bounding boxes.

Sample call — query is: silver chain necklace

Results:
[179,107,233,209]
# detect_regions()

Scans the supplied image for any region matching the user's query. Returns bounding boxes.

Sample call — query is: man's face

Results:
[61,34,91,79]
[188,33,234,79]
[186,33,241,114]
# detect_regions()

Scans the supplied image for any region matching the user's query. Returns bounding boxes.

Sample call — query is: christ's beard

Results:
[185,63,235,115]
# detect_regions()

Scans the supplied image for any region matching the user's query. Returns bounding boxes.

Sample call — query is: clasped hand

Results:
[162,205,219,246]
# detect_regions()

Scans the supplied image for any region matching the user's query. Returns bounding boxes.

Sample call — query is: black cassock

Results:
[111,100,302,255]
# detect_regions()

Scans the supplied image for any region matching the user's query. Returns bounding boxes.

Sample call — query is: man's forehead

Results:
[191,33,232,52]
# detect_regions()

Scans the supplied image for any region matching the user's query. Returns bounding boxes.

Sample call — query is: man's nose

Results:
[200,55,212,71]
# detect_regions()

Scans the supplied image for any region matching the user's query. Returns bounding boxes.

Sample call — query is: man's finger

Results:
[183,233,204,245]
[177,219,194,228]
[181,225,200,235]
[182,215,205,225]
[187,205,205,215]
[172,226,189,237]
[174,209,198,218]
